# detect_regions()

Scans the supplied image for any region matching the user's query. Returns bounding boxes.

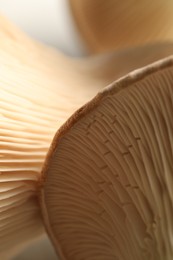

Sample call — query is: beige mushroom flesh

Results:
[40,57,173,260]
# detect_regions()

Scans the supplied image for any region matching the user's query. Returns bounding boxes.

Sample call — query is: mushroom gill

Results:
[40,57,173,260]
[0,15,101,258]
[69,0,173,53]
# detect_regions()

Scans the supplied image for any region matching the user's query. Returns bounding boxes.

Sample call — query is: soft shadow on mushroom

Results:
[40,57,173,260]
[69,0,173,53]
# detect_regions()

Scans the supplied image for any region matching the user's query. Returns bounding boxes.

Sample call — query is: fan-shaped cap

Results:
[69,0,173,53]
[40,56,173,260]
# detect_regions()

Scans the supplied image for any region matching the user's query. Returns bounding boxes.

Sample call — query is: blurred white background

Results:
[0,0,86,55]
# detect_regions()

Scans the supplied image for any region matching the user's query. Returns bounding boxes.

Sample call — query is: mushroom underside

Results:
[0,15,101,259]
[41,57,173,260]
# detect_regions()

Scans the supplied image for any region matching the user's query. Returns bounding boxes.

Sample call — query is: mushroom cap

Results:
[69,0,173,53]
[40,56,173,260]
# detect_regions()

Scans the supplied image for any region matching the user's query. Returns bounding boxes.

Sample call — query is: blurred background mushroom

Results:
[1,0,173,56]
[69,0,173,54]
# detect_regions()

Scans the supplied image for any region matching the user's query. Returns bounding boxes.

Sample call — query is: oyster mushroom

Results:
[69,0,173,53]
[40,57,173,260]
[0,14,173,259]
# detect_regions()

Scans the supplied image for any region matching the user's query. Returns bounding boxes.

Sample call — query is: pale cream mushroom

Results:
[0,16,97,259]
[0,14,173,259]
[40,57,173,260]
[0,15,103,259]
[69,0,173,53]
